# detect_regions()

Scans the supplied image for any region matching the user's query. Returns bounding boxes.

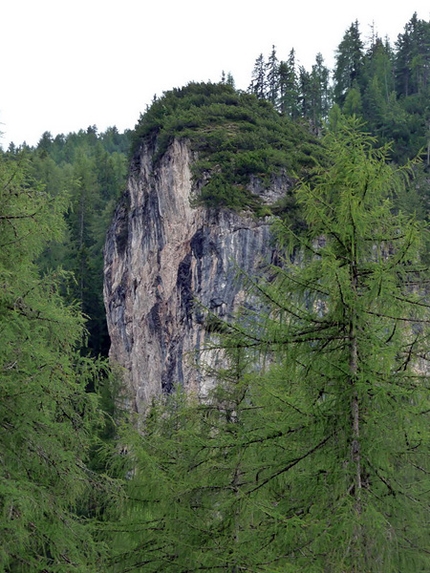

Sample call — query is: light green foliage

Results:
[0,153,110,571]
[109,121,430,572]
[253,120,430,571]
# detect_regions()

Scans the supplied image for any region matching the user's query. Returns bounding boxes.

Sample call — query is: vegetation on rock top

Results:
[132,82,323,213]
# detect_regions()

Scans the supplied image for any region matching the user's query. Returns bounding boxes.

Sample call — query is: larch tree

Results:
[218,118,430,572]
[106,119,430,572]
[0,151,111,572]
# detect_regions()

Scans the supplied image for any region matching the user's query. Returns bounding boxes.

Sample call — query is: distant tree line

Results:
[4,125,131,356]
[248,13,430,162]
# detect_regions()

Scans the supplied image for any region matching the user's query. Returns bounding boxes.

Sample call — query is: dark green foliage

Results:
[334,14,430,163]
[266,46,280,106]
[249,47,330,132]
[132,82,321,212]
[17,126,131,356]
[247,14,430,164]
[249,53,267,99]
[333,20,365,105]
[395,13,430,98]
[278,49,300,119]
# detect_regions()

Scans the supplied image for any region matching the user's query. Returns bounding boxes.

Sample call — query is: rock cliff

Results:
[103,138,291,412]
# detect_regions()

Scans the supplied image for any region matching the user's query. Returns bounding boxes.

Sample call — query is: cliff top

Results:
[131,82,323,214]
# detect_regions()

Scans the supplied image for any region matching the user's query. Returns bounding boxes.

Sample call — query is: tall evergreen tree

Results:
[298,65,312,119]
[310,52,331,127]
[361,37,395,138]
[249,53,267,100]
[395,13,430,98]
[0,151,110,571]
[278,49,300,118]
[334,21,365,106]
[265,45,280,107]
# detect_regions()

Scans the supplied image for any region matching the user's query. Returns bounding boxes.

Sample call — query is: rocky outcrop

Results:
[103,138,291,412]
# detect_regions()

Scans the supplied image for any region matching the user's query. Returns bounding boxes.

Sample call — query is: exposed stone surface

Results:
[103,138,291,412]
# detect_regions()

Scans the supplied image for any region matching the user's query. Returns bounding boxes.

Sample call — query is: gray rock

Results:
[103,138,291,412]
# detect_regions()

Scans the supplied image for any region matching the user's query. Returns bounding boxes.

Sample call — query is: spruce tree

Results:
[334,21,365,106]
[395,13,430,98]
[266,45,280,107]
[278,49,300,119]
[249,53,267,100]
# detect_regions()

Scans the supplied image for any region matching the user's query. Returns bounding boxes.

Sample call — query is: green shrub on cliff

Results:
[132,82,321,212]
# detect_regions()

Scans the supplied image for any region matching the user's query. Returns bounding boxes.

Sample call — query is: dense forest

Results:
[1,12,430,572]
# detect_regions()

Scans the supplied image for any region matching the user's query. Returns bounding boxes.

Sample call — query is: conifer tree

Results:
[310,53,331,126]
[266,45,280,107]
[334,21,365,106]
[0,151,110,571]
[395,13,430,98]
[298,65,312,119]
[249,53,267,100]
[278,49,300,118]
[107,119,430,572]
[216,118,430,572]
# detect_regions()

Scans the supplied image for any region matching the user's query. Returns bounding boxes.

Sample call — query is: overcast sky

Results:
[1,1,429,149]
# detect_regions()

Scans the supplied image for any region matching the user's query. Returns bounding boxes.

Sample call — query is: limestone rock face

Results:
[103,138,290,412]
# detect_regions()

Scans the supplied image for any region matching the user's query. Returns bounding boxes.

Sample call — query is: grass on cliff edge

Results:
[131,82,322,214]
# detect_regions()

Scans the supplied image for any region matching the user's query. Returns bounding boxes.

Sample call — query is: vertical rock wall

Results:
[103,138,290,412]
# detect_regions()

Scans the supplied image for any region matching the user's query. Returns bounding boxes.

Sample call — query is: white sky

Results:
[1,0,429,149]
